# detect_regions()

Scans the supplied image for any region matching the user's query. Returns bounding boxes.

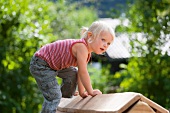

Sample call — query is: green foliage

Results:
[0,0,53,112]
[0,0,97,112]
[50,1,97,41]
[118,56,170,107]
[112,0,170,109]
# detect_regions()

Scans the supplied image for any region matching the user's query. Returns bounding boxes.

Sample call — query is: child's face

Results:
[90,31,113,54]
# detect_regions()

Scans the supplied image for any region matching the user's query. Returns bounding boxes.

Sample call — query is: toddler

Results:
[29,20,115,113]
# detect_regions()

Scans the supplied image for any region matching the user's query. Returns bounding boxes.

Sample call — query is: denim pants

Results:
[29,56,77,113]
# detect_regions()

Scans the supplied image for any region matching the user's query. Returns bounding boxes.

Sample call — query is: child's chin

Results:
[96,52,103,55]
[94,50,104,55]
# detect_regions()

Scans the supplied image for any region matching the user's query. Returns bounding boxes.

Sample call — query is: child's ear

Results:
[87,31,93,37]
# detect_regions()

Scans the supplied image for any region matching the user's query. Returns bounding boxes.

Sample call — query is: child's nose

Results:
[103,42,108,48]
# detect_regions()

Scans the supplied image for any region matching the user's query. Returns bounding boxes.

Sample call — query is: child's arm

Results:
[74,43,102,97]
[77,74,88,98]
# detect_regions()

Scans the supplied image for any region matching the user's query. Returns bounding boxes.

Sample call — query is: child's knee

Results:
[40,80,62,101]
[61,80,77,98]
[61,88,75,98]
[44,90,62,101]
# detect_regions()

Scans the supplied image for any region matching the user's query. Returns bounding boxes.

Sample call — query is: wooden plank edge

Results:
[118,92,142,113]
[126,101,156,113]
[57,96,81,112]
[140,95,169,113]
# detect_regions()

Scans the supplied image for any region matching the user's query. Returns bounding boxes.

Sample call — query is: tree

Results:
[0,0,97,112]
[113,0,170,109]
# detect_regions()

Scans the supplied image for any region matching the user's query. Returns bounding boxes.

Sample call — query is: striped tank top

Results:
[35,38,91,70]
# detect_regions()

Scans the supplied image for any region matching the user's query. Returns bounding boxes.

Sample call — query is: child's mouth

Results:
[100,48,104,51]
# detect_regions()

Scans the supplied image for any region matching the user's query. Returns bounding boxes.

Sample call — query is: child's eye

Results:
[102,39,105,41]
[107,43,111,46]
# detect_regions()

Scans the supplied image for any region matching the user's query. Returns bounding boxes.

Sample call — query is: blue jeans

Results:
[29,56,77,113]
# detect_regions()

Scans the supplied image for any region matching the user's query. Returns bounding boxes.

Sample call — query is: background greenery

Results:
[108,0,170,109]
[0,0,97,112]
[0,0,170,112]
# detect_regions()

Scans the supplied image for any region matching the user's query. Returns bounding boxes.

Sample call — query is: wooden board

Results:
[126,101,156,113]
[57,92,141,113]
[140,95,169,113]
[56,110,68,113]
[57,92,169,113]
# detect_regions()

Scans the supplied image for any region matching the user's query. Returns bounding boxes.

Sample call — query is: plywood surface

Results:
[127,101,156,113]
[57,92,169,113]
[140,95,169,113]
[58,92,141,113]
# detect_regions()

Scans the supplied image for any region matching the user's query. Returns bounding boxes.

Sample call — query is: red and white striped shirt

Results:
[35,38,91,70]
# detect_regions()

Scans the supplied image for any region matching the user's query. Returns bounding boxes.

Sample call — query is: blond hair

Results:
[80,21,115,43]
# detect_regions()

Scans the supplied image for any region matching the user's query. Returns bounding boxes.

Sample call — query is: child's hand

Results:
[80,91,88,98]
[74,91,79,96]
[92,89,102,96]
